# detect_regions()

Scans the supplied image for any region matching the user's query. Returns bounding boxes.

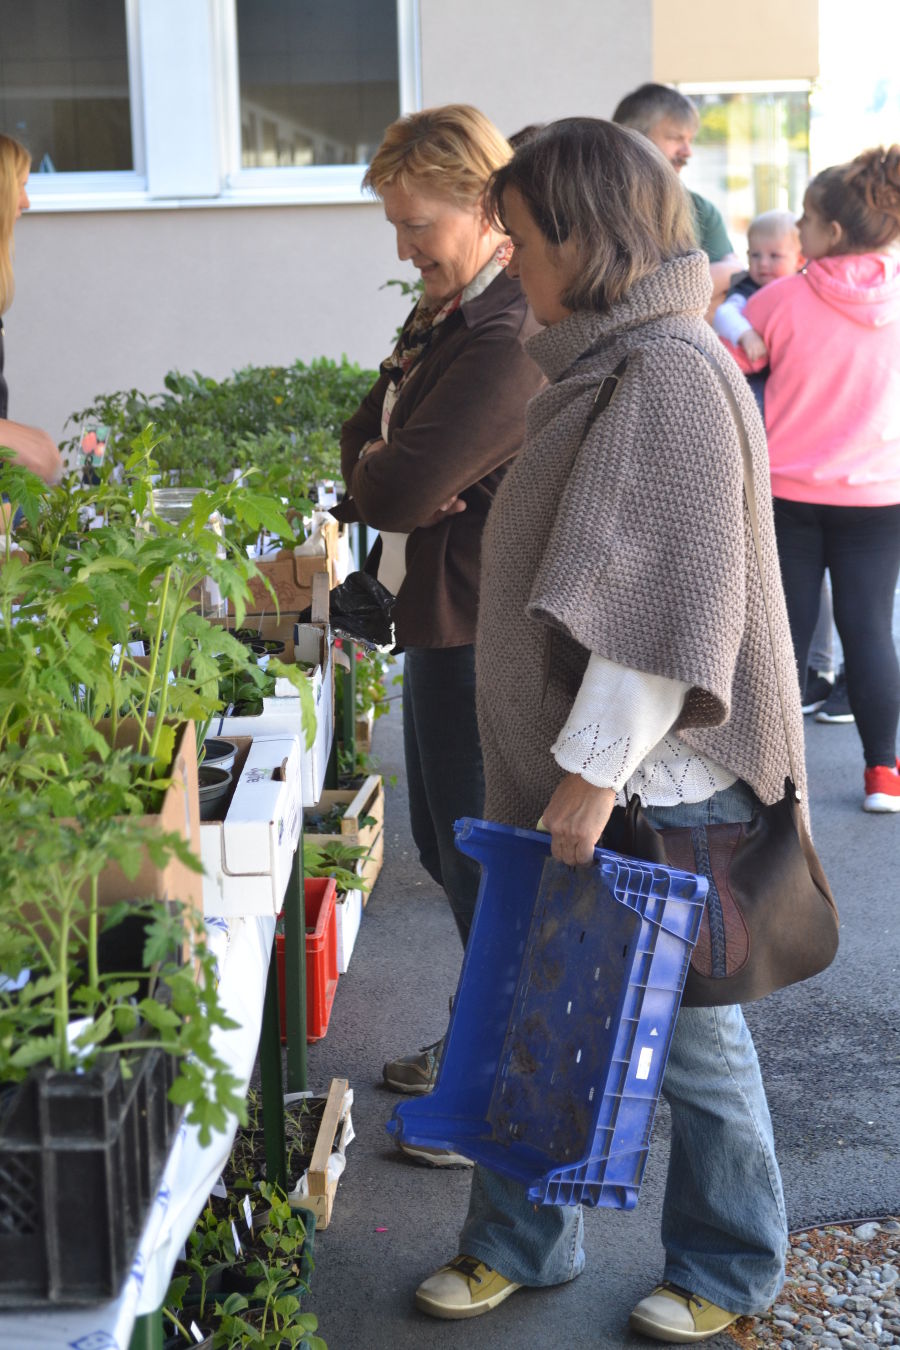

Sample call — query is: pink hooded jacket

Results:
[726,252,900,506]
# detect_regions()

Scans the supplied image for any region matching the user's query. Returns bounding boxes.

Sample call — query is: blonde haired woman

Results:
[337,106,543,1115]
[0,133,62,484]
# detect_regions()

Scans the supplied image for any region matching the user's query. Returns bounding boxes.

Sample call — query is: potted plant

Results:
[0,436,317,1306]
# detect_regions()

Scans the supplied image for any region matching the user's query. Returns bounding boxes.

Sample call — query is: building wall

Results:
[9,200,405,443]
[653,0,819,82]
[419,0,651,130]
[9,0,652,444]
[9,0,818,444]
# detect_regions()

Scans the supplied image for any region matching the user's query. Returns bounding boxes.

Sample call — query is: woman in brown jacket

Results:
[339,106,543,1120]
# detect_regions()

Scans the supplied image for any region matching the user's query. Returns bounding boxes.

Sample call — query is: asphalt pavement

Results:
[303,601,900,1350]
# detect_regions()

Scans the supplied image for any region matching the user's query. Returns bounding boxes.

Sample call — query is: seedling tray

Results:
[0,1045,178,1306]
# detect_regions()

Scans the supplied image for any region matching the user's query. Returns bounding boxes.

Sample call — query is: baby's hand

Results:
[738,329,768,362]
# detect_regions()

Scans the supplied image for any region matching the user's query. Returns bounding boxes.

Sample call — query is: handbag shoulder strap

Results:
[667,337,802,798]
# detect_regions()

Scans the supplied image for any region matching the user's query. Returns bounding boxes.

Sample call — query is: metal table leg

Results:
[129,1311,164,1350]
[283,843,308,1093]
[259,938,287,1191]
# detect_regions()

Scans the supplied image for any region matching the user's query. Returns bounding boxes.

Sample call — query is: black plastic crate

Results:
[0,1046,177,1306]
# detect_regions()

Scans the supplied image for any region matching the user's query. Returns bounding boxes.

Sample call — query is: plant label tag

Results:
[242,1194,253,1230]
[190,1322,205,1344]
[231,1219,243,1256]
[210,1176,227,1199]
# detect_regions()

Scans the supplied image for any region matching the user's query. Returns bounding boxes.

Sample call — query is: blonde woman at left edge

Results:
[0,133,62,484]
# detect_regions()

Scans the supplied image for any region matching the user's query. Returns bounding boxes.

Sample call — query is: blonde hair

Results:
[747,209,801,248]
[487,118,697,312]
[363,104,512,209]
[0,133,30,314]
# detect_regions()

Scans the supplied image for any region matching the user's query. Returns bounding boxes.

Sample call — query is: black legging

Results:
[773,498,900,768]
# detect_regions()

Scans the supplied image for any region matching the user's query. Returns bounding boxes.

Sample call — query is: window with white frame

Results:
[11,0,418,210]
[0,0,136,172]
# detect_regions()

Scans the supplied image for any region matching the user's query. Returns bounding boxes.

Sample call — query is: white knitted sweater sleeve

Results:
[551,655,738,806]
[551,655,687,790]
[712,292,753,344]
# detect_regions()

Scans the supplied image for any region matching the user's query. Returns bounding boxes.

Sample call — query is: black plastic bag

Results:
[299,569,396,650]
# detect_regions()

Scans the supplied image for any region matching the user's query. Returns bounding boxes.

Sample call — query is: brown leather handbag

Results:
[613,341,839,1006]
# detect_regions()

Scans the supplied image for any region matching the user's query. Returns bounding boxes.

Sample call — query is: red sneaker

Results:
[863,759,900,813]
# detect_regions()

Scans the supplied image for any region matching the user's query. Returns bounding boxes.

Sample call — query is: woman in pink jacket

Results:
[727,146,900,813]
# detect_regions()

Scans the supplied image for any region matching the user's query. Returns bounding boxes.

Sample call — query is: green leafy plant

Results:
[0,433,316,792]
[0,429,321,1143]
[348,647,400,725]
[61,357,376,510]
[302,839,371,898]
[212,1184,324,1349]
[0,798,246,1143]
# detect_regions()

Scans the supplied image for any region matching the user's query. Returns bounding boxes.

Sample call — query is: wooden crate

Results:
[304,774,384,898]
[300,1077,351,1230]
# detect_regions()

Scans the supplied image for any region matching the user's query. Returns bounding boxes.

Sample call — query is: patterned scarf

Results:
[380,241,514,440]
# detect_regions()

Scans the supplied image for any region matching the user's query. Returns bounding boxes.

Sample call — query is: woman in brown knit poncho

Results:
[413,119,802,1344]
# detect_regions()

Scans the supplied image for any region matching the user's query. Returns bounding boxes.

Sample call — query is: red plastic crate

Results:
[276,876,339,1043]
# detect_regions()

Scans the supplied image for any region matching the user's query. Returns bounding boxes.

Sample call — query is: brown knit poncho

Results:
[475,250,807,831]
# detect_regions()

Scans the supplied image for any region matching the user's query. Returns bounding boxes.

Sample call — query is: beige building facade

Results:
[7,0,817,444]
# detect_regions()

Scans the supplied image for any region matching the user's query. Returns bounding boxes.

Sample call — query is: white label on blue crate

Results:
[636,1047,654,1080]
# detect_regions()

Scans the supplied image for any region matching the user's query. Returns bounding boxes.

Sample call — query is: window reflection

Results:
[0,0,132,172]
[237,0,400,168]
[687,89,810,246]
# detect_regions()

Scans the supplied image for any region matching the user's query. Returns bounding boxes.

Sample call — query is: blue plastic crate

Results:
[387,818,707,1210]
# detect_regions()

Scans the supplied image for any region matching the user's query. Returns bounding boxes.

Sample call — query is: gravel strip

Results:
[727,1218,900,1349]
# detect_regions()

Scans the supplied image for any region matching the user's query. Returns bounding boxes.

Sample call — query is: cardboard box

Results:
[93,719,203,920]
[200,733,302,918]
[216,617,334,806]
[238,516,339,615]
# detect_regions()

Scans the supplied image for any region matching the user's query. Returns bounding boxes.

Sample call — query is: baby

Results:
[714,209,804,362]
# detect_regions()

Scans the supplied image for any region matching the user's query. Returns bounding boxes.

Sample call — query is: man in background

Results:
[612,82,741,314]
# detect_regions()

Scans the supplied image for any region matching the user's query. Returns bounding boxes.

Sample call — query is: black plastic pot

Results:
[200,737,239,772]
[198,764,233,821]
[0,1046,177,1306]
[248,638,286,656]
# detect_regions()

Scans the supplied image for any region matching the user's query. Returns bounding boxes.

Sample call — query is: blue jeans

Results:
[403,645,485,945]
[458,780,788,1315]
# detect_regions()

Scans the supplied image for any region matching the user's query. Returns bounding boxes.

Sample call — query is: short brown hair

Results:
[363,105,512,208]
[486,118,697,312]
[807,145,900,252]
